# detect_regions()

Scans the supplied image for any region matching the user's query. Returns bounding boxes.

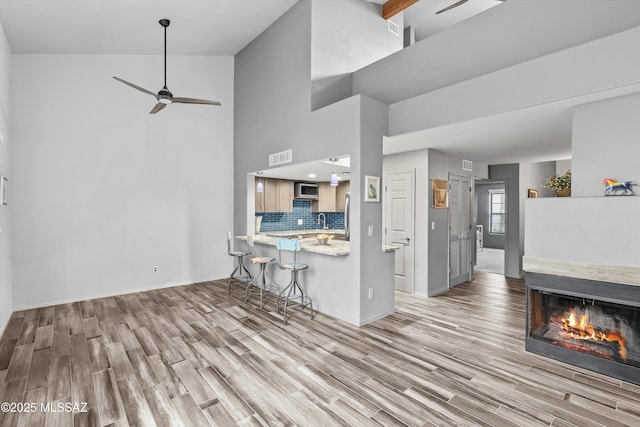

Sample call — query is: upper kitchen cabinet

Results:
[256,177,293,212]
[315,182,336,212]
[313,181,350,212]
[336,181,350,211]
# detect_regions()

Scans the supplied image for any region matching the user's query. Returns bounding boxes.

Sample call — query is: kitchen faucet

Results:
[317,212,327,230]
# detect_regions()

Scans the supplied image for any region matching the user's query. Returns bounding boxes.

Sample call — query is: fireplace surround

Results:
[526,272,640,385]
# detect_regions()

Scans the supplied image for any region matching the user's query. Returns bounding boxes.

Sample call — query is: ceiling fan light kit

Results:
[113,19,221,114]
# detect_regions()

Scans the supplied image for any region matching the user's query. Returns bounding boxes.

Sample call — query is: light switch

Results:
[368,225,374,236]
[431,221,436,230]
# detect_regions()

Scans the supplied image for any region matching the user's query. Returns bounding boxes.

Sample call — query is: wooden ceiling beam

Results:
[382,0,420,20]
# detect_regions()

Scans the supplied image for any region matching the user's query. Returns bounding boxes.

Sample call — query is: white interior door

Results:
[384,172,414,293]
[449,173,472,287]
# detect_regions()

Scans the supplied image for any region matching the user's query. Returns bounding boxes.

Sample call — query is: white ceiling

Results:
[1,0,633,167]
[256,157,351,182]
[0,0,298,55]
[0,0,495,55]
[370,0,501,42]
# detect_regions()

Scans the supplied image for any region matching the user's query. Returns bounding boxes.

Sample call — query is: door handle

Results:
[393,237,411,246]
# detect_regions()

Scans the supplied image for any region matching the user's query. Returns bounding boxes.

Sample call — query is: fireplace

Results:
[526,272,640,385]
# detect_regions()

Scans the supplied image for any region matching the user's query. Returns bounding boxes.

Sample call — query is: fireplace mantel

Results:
[524,256,640,287]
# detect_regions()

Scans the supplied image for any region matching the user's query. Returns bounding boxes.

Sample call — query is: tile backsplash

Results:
[256,200,345,232]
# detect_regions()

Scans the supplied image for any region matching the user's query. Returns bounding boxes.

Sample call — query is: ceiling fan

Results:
[436,0,506,15]
[113,19,221,114]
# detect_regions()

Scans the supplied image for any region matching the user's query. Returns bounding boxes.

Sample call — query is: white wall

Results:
[525,197,640,268]
[556,159,571,176]
[0,21,11,333]
[11,54,234,309]
[572,93,640,197]
[519,161,557,267]
[310,0,402,110]
[387,25,640,137]
[311,0,402,81]
[354,0,640,105]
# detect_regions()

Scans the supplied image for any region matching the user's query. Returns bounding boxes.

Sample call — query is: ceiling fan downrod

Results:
[159,19,170,91]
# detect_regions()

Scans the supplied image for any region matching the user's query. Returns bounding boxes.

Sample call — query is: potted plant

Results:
[544,170,572,197]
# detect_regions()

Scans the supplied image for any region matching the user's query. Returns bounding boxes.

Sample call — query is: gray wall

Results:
[487,161,558,279]
[428,149,488,295]
[572,93,640,197]
[234,0,394,325]
[11,54,235,309]
[476,182,505,249]
[0,21,11,333]
[489,164,521,278]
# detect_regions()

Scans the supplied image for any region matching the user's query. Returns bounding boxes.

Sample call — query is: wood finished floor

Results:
[1,272,640,427]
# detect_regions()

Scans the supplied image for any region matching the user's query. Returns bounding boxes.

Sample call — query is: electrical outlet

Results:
[368,288,374,299]
[298,219,303,225]
[152,266,158,273]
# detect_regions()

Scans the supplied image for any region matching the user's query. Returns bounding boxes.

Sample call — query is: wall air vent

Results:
[462,159,473,171]
[269,149,293,167]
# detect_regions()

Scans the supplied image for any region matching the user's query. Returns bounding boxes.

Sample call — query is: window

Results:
[489,190,505,234]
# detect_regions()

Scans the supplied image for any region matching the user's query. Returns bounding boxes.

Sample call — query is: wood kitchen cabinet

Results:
[316,182,337,212]
[255,177,293,212]
[336,181,350,211]
[312,181,350,212]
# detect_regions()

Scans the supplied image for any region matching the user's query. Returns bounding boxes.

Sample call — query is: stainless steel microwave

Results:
[294,182,319,199]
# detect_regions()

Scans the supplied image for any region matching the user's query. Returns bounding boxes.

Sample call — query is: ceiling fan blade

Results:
[436,0,468,14]
[150,103,167,114]
[113,77,158,99]
[172,97,221,106]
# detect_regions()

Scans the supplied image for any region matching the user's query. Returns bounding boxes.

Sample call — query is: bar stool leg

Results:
[276,275,295,320]
[229,256,252,294]
[276,270,313,324]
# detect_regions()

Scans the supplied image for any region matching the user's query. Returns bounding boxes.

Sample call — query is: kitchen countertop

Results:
[239,230,399,257]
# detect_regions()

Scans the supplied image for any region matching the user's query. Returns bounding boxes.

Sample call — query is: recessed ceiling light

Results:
[308,173,317,178]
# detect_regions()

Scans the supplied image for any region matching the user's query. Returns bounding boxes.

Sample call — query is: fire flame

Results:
[561,309,627,361]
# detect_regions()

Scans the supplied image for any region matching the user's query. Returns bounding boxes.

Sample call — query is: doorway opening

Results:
[474,179,506,275]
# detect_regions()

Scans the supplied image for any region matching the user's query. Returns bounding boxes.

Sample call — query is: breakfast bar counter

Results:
[239,230,399,256]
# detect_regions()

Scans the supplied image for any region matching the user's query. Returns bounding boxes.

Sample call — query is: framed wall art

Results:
[365,175,380,202]
[432,179,448,208]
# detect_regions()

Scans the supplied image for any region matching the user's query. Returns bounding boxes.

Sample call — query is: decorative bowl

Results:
[316,234,332,245]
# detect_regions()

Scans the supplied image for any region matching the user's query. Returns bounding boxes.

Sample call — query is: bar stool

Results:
[227,230,252,294]
[275,238,313,323]
[244,236,280,309]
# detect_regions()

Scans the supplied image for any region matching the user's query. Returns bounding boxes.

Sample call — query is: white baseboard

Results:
[357,307,396,326]
[11,277,220,312]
